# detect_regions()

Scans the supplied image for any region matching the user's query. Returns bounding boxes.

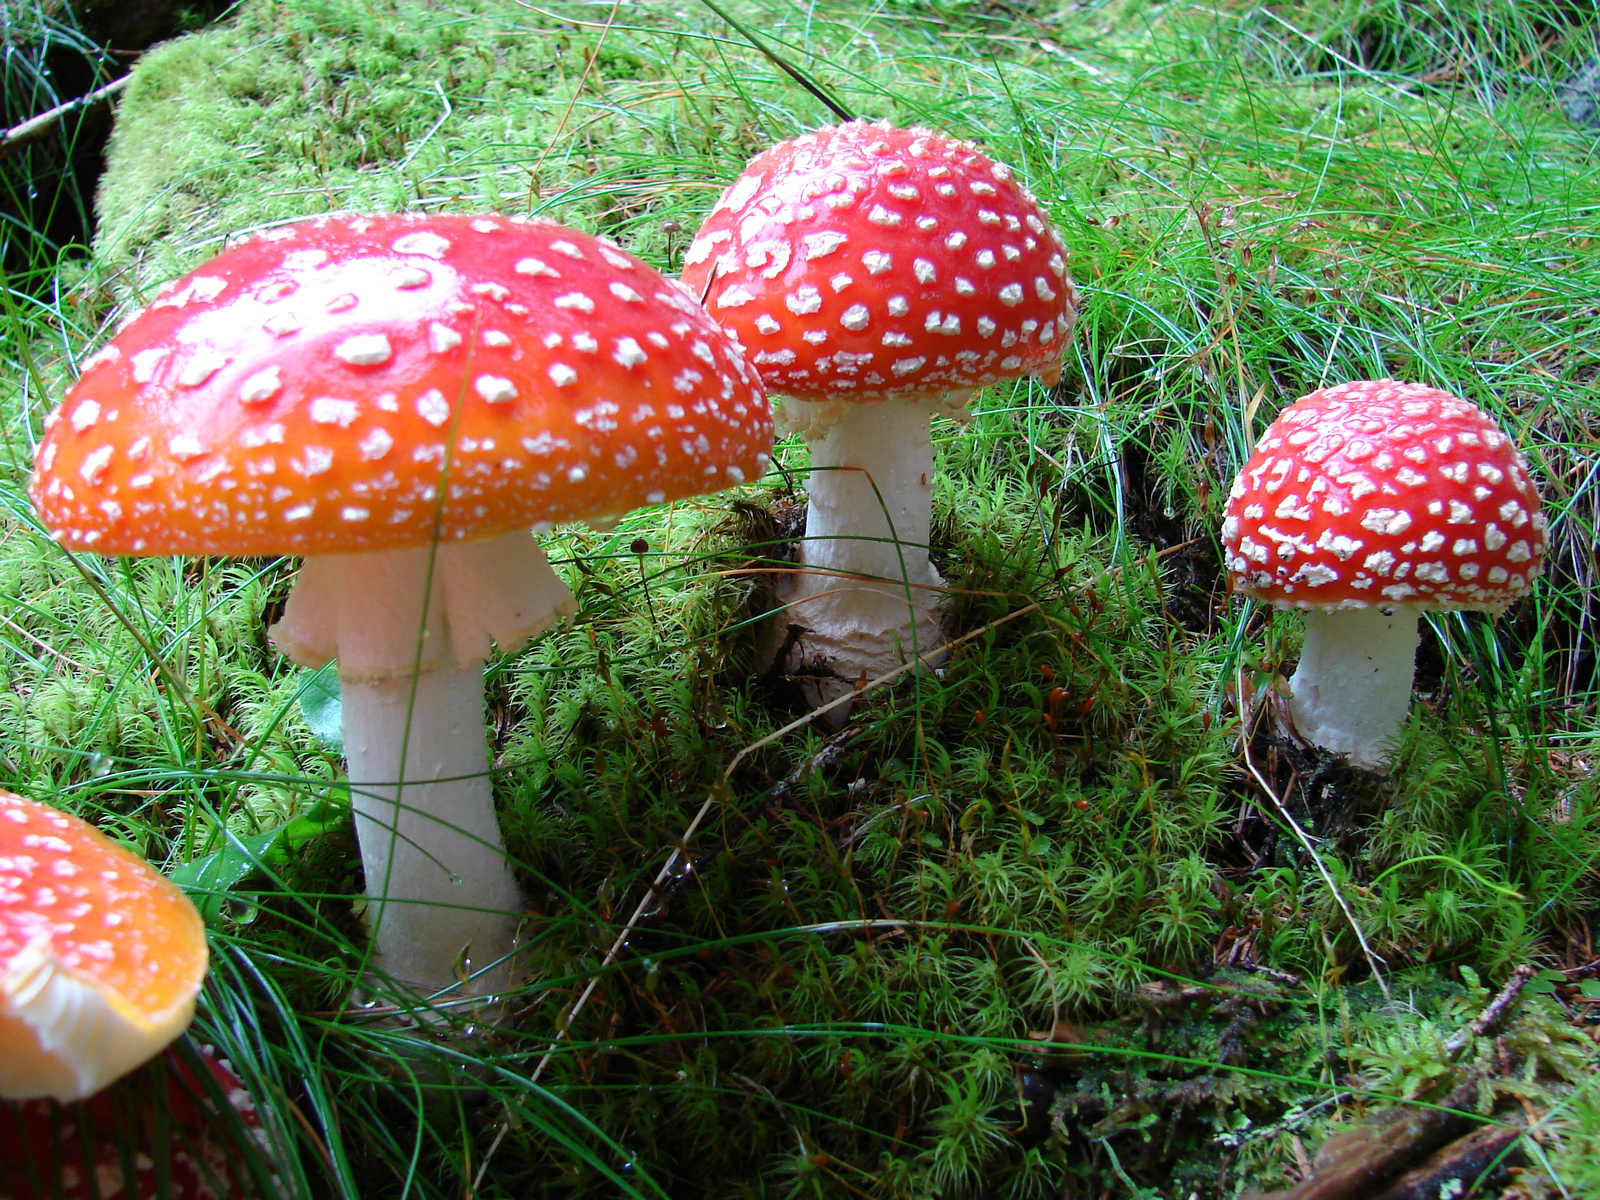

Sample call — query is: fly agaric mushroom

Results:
[1,1043,270,1200]
[30,213,771,997]
[1223,379,1546,770]
[681,122,1078,705]
[1,790,207,1102]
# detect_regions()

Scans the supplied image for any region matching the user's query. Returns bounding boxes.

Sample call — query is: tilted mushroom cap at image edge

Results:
[0,789,208,1103]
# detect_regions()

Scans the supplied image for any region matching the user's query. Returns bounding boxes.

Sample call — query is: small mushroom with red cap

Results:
[681,121,1078,706]
[30,213,772,997]
[1222,379,1547,770]
[1,789,208,1102]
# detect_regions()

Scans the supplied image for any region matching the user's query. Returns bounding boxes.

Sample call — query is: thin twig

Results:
[634,724,862,922]
[1213,1089,1354,1150]
[518,0,623,206]
[521,537,1206,1086]
[524,600,1043,1085]
[0,609,94,672]
[1020,938,1061,1032]
[1444,963,1536,1059]
[0,75,131,162]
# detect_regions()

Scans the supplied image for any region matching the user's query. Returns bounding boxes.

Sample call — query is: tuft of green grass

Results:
[2,0,1598,1196]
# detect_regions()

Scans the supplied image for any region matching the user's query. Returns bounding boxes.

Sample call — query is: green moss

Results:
[3,0,1598,1193]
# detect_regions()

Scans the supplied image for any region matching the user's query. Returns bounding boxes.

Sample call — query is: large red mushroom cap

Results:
[680,121,1077,407]
[1,791,207,1103]
[30,213,771,556]
[1222,379,1546,613]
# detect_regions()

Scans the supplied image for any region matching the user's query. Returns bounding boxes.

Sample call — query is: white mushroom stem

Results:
[270,530,575,997]
[778,397,946,704]
[339,668,519,996]
[1288,606,1422,772]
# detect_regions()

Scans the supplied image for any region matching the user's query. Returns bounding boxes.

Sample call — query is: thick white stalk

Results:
[779,399,945,701]
[270,530,576,997]
[342,666,523,995]
[1288,606,1421,772]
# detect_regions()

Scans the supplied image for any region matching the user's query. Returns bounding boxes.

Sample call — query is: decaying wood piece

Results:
[1248,965,1539,1199]
[1247,1081,1480,1200]
[1370,1123,1524,1200]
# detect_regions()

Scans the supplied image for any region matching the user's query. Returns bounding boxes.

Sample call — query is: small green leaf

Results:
[1525,969,1567,995]
[1579,979,1600,1000]
[170,830,271,921]
[297,666,343,749]
[171,796,348,922]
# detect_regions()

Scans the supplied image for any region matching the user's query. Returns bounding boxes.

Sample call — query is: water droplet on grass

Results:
[225,896,259,924]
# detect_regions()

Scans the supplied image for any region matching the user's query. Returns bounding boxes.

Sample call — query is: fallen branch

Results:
[1248,1079,1481,1200]
[1443,963,1537,1060]
[0,75,131,162]
[1369,1123,1523,1200]
[1248,967,1538,1199]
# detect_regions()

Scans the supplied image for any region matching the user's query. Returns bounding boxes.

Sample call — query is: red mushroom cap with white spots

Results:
[1223,379,1546,612]
[30,213,771,556]
[680,121,1077,402]
[1,791,208,1102]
